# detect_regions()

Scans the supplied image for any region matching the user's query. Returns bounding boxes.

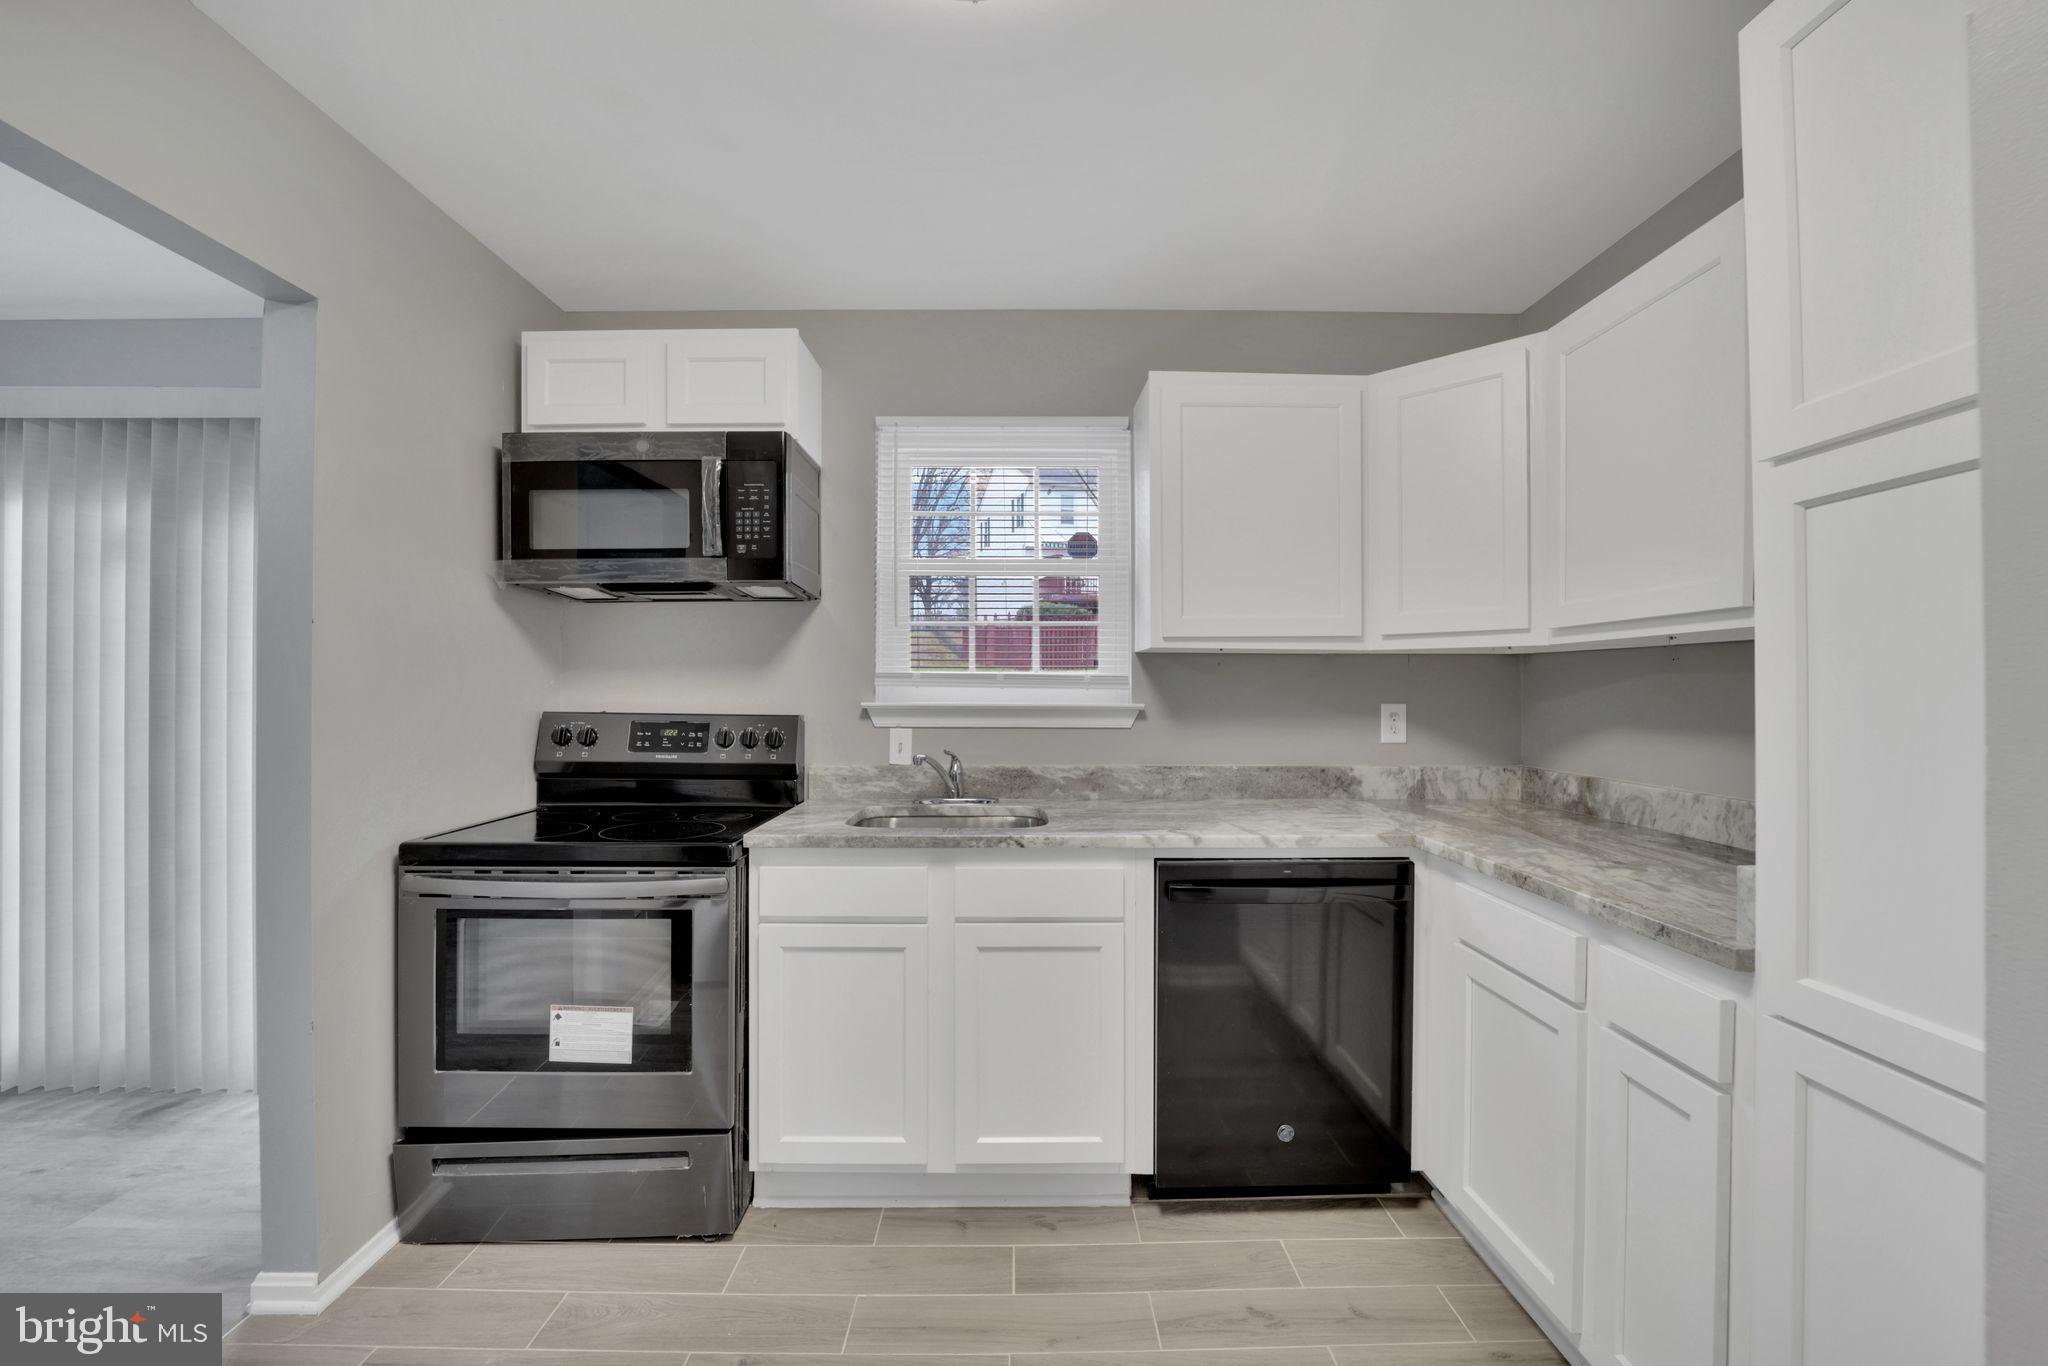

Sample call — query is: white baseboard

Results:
[754,1170,1132,1207]
[246,1219,398,1316]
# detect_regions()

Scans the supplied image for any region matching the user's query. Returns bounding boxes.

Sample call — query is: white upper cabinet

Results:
[520,328,824,458]
[1365,339,1532,645]
[521,331,659,429]
[1134,372,1366,651]
[1740,0,1978,461]
[1540,204,1751,633]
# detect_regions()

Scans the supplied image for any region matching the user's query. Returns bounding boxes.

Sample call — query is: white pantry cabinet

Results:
[1739,0,1979,462]
[1365,339,1532,647]
[754,921,929,1166]
[1539,204,1751,637]
[520,328,824,458]
[953,920,1124,1166]
[1754,408,1984,1099]
[1133,372,1367,651]
[1751,1019,1985,1366]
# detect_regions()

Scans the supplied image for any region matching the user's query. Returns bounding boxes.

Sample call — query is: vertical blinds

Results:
[873,423,1133,689]
[0,417,257,1093]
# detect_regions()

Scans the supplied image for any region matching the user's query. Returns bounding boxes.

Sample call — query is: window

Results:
[867,420,1140,727]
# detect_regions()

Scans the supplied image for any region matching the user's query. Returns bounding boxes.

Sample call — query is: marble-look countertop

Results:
[748,785,1754,972]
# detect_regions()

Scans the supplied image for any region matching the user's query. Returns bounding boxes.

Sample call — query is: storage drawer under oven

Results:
[393,1131,741,1242]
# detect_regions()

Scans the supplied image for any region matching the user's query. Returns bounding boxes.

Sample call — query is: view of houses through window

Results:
[907,464,1102,673]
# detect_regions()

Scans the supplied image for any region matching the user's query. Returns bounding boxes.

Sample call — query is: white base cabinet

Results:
[1421,862,1751,1364]
[755,922,929,1167]
[1584,1025,1734,1366]
[953,921,1124,1166]
[751,853,1132,1181]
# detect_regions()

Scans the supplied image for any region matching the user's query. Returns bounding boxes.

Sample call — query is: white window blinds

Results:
[0,416,258,1093]
[873,421,1133,709]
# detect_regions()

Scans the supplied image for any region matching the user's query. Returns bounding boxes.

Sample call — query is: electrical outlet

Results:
[888,728,914,764]
[1381,703,1407,744]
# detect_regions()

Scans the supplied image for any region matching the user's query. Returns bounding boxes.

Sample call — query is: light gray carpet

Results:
[0,1088,261,1323]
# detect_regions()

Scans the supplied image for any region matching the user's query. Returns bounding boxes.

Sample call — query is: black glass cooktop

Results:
[399,804,784,868]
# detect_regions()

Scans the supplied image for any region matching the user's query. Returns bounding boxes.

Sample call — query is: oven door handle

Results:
[400,873,730,901]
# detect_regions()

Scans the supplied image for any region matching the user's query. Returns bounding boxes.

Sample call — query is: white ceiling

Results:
[0,162,264,320]
[194,0,1763,314]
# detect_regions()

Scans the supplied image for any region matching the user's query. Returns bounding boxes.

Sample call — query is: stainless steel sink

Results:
[847,803,1049,830]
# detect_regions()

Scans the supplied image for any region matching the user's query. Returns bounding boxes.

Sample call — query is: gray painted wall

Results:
[1517,152,1745,333]
[554,309,1524,767]
[1518,642,1754,799]
[1970,0,2048,1356]
[0,317,262,387]
[1511,153,1757,801]
[1,0,567,1278]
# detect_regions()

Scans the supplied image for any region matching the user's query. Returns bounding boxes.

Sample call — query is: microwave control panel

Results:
[727,459,779,560]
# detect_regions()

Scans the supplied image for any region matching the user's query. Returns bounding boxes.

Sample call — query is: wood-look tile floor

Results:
[226,1197,1561,1366]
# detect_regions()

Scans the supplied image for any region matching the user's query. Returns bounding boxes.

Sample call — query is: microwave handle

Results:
[700,457,724,557]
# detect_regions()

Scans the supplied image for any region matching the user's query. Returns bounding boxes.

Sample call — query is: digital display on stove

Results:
[628,719,710,753]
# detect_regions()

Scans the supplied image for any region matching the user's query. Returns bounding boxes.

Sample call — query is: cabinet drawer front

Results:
[1454,878,1587,1005]
[954,864,1125,922]
[1592,946,1736,1086]
[757,865,930,921]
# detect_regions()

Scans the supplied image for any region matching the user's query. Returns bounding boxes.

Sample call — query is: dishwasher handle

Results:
[1161,880,1407,906]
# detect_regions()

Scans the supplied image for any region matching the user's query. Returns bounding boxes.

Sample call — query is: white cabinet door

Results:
[755,922,927,1166]
[953,920,1123,1166]
[1740,0,1978,461]
[1366,339,1531,642]
[1543,204,1750,630]
[1752,1018,1985,1366]
[1443,943,1586,1332]
[1583,1025,1733,1366]
[1754,408,1984,1098]
[521,331,658,429]
[663,329,795,431]
[1139,373,1365,648]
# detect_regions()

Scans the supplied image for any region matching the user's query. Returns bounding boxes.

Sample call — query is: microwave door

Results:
[508,458,715,561]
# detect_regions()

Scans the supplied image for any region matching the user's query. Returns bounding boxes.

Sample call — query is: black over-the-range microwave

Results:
[495,430,821,602]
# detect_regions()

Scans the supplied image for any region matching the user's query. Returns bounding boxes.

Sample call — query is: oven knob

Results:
[764,727,787,751]
[549,724,575,748]
[739,728,760,749]
[714,727,736,749]
[574,726,599,748]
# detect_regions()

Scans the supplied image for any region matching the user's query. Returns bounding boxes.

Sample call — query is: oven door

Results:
[502,455,721,563]
[397,868,736,1130]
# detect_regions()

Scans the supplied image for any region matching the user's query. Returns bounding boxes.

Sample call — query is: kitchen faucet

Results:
[913,750,972,801]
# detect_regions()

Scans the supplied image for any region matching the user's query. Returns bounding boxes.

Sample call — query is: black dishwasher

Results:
[1153,859,1412,1197]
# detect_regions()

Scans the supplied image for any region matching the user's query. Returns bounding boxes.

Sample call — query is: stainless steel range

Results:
[391,711,802,1242]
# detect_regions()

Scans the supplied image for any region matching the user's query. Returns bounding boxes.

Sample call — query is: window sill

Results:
[862,700,1143,729]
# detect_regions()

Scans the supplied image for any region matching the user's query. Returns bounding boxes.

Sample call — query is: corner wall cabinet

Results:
[1742,0,1985,1361]
[1134,206,1753,655]
[520,328,823,459]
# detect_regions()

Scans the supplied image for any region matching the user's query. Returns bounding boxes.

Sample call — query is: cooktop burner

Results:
[398,711,804,869]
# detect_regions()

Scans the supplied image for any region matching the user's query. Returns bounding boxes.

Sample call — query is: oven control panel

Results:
[537,712,802,764]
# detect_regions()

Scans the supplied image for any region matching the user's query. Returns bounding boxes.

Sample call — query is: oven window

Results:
[508,459,700,559]
[436,908,692,1072]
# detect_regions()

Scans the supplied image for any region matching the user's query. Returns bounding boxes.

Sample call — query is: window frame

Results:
[865,418,1141,729]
